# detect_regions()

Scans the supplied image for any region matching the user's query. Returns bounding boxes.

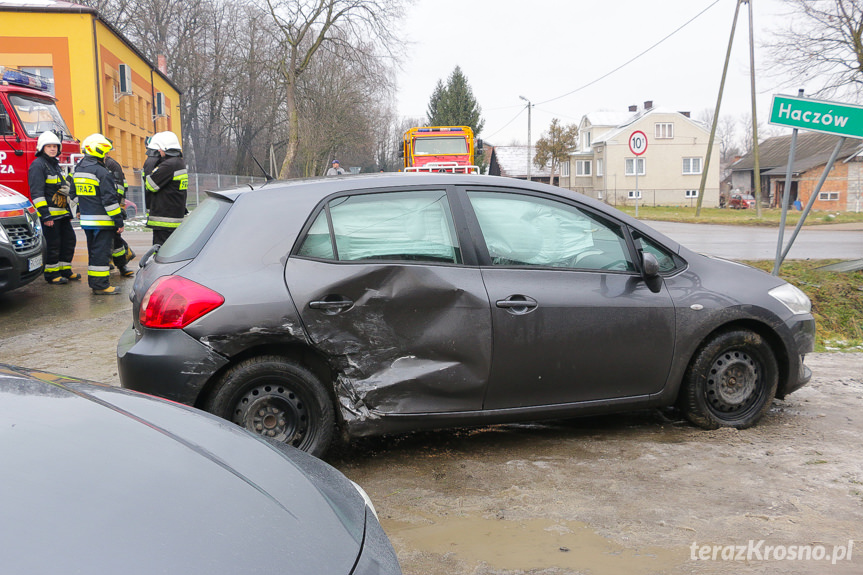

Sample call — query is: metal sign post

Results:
[629,131,647,217]
[768,94,863,274]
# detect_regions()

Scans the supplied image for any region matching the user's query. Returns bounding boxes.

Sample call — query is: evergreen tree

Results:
[425,66,485,137]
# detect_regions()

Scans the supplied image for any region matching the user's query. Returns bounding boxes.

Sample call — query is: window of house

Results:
[685,189,698,198]
[655,123,673,139]
[582,131,591,150]
[682,157,702,174]
[628,190,643,199]
[466,191,635,271]
[561,161,570,177]
[596,158,604,176]
[625,158,645,176]
[576,160,591,176]
[818,192,840,201]
[297,190,461,263]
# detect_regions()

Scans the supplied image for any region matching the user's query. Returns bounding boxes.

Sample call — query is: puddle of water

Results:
[383,515,683,573]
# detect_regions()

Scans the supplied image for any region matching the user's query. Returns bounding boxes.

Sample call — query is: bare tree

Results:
[765,0,863,99]
[260,0,405,179]
[533,119,578,187]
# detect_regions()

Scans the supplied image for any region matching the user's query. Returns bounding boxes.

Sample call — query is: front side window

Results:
[297,190,461,264]
[625,158,645,176]
[632,231,680,274]
[682,157,702,174]
[466,191,635,272]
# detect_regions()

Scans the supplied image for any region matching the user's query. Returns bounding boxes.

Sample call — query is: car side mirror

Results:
[0,113,10,134]
[641,252,662,293]
[642,252,659,278]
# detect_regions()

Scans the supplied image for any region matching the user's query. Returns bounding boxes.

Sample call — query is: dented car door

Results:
[287,189,492,416]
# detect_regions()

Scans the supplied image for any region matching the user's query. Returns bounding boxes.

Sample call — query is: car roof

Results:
[209,173,682,253]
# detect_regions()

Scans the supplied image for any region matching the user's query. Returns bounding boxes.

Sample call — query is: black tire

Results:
[205,356,334,457]
[679,329,778,430]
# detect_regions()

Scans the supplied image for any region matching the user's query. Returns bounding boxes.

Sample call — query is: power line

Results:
[484,106,527,140]
[536,0,722,106]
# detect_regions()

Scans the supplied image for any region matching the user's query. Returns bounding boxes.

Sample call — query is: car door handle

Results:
[309,298,354,311]
[496,296,538,309]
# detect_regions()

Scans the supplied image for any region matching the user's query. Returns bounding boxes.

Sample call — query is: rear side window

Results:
[156,196,230,263]
[297,190,462,264]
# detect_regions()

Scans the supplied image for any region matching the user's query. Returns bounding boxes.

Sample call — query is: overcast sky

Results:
[395,0,798,145]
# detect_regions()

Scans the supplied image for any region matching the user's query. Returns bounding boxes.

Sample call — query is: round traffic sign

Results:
[628,131,648,156]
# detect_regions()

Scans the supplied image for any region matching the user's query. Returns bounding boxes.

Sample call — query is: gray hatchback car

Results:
[118,173,815,457]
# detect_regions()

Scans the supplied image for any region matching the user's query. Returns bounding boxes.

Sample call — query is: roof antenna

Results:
[243,142,275,186]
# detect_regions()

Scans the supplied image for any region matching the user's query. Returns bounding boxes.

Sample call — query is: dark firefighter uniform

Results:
[104,156,135,276]
[145,155,188,245]
[28,153,78,283]
[71,156,123,292]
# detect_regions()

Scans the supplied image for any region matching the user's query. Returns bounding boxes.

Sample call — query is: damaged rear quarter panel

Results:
[286,258,493,418]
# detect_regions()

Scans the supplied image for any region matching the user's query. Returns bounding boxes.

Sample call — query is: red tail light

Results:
[139,276,224,329]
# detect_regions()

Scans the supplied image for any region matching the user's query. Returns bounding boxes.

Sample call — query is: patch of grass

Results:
[615,205,863,227]
[743,260,863,352]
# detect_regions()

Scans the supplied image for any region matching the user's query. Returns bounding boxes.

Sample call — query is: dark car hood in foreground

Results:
[0,365,366,574]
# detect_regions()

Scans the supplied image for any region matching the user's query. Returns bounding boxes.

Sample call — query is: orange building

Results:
[0,0,182,188]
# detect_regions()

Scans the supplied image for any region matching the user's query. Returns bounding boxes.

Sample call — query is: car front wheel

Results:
[205,356,335,457]
[679,329,778,430]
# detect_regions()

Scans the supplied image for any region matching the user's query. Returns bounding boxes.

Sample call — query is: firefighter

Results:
[28,131,80,284]
[142,133,163,217]
[70,134,124,295]
[144,131,187,245]
[103,154,135,277]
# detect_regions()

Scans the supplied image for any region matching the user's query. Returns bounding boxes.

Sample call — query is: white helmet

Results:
[146,133,164,151]
[158,131,182,154]
[36,131,62,154]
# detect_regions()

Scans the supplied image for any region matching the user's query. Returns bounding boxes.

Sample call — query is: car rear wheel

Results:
[679,329,778,430]
[205,356,334,457]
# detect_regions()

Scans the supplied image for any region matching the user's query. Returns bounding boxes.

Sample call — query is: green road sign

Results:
[769,95,863,139]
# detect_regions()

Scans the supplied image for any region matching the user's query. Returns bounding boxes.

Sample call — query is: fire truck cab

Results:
[399,126,482,174]
[0,66,80,200]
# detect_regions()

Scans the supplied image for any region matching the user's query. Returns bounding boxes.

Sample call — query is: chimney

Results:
[157,54,168,74]
[680,111,691,118]
[644,100,653,110]
[628,105,637,112]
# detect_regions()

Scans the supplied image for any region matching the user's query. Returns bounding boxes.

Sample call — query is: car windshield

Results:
[8,94,72,139]
[414,137,468,155]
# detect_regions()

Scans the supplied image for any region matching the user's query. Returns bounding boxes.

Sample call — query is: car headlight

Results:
[769,283,811,315]
[350,480,378,519]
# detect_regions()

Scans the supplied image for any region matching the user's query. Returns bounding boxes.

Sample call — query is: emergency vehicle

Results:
[399,126,482,174]
[0,67,80,200]
[0,183,43,293]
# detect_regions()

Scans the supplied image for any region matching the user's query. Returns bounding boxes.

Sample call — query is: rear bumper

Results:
[117,324,229,405]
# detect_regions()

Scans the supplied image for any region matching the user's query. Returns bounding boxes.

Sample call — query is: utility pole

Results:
[696,0,743,216]
[747,0,763,217]
[520,96,532,181]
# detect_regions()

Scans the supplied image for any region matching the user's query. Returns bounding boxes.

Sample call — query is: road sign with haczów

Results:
[769,95,863,139]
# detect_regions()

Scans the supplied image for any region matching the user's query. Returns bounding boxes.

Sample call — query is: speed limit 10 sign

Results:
[628,131,648,156]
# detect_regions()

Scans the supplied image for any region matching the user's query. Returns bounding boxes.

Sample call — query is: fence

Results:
[125,173,267,217]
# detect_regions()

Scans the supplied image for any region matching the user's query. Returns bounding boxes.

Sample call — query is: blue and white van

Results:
[0,183,43,293]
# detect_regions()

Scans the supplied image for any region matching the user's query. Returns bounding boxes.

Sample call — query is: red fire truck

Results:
[0,67,80,200]
[399,126,482,174]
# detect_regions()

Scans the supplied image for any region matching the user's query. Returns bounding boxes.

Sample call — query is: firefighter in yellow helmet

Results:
[28,131,80,284]
[144,131,188,245]
[70,134,124,295]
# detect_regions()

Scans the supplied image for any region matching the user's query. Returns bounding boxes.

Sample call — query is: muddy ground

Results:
[0,291,861,574]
